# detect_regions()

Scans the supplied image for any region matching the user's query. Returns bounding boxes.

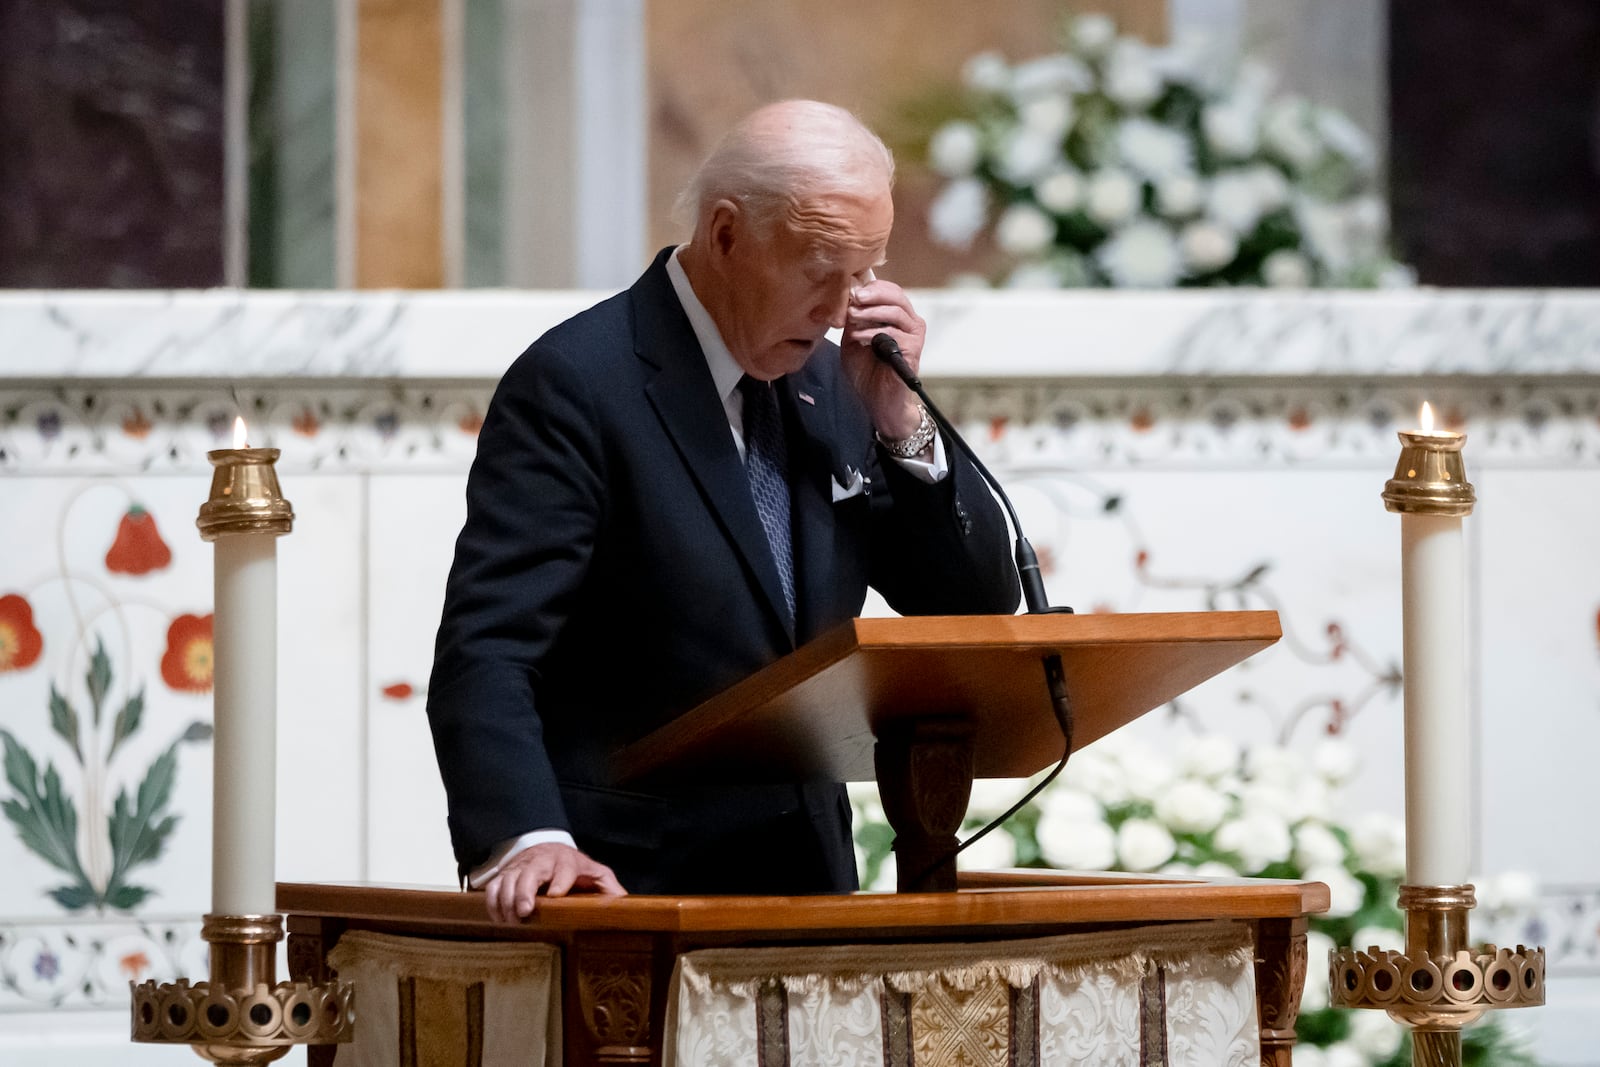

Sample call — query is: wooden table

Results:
[282,871,1328,1066]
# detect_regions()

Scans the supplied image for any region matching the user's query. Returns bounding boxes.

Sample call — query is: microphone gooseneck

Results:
[869,331,1076,886]
[868,333,1064,616]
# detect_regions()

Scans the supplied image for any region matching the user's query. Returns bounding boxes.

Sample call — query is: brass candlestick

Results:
[131,442,353,1063]
[1331,420,1544,1066]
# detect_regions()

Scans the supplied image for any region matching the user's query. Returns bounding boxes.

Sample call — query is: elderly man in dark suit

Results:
[427,99,1020,921]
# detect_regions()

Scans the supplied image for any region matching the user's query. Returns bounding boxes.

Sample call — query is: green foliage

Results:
[0,728,96,906]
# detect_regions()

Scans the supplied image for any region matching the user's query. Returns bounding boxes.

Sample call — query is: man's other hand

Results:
[481,841,627,922]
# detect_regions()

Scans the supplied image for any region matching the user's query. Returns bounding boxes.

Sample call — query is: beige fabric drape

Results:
[327,930,562,1067]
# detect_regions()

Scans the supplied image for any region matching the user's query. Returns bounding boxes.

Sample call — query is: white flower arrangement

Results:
[921,13,1415,289]
[849,730,1540,1066]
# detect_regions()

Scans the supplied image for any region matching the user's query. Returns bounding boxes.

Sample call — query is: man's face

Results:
[715,188,893,380]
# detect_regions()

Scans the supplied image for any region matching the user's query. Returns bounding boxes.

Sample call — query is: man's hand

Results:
[481,841,626,922]
[839,277,927,442]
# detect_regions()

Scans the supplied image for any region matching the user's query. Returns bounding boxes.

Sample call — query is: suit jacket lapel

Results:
[634,256,796,645]
[783,365,860,644]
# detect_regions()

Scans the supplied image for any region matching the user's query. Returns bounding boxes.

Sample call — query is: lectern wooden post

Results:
[613,611,1282,891]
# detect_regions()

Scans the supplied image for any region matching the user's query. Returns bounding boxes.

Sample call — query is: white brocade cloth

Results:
[664,921,1258,1067]
[326,930,561,1067]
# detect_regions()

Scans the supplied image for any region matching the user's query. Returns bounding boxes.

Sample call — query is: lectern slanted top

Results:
[614,611,1280,892]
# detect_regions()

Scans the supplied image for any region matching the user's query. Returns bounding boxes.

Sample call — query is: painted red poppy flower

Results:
[106,506,173,576]
[381,682,415,700]
[161,614,214,692]
[0,594,44,672]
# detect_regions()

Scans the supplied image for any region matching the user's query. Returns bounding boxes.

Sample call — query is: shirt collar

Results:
[666,246,746,406]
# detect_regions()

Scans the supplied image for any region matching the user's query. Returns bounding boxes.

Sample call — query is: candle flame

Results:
[233,416,248,450]
[1419,402,1435,434]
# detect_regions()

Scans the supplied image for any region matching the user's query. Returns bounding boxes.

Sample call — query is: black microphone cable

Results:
[870,332,1077,884]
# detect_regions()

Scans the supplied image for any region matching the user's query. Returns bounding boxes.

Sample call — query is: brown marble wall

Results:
[1389,0,1600,285]
[0,0,226,288]
[647,0,1167,287]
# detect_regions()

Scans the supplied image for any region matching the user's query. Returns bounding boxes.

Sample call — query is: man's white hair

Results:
[676,100,896,236]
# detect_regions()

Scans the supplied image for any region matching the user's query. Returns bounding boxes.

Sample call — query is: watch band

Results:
[877,403,937,459]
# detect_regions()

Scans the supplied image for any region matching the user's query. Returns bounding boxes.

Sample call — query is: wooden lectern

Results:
[615,611,1284,891]
[281,611,1330,1066]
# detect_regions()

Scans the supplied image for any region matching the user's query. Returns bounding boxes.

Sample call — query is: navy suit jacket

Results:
[426,248,1020,894]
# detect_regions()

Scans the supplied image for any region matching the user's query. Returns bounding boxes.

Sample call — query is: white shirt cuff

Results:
[892,430,949,483]
[467,829,578,889]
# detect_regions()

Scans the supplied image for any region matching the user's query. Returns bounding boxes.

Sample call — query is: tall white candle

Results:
[211,533,280,915]
[1400,511,1470,885]
[1386,402,1475,888]
[199,417,294,917]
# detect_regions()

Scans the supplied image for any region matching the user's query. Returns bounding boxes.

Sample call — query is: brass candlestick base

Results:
[131,914,353,1063]
[1331,884,1544,1067]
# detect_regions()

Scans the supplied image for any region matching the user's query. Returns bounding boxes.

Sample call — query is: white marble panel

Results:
[275,474,366,885]
[1476,469,1600,886]
[362,473,470,886]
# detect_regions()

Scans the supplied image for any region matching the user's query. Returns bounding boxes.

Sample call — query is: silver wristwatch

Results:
[877,403,937,459]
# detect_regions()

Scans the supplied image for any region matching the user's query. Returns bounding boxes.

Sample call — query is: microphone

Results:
[870,333,1069,616]
[871,332,1077,885]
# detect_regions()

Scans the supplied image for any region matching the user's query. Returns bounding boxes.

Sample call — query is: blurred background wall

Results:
[1,0,1594,291]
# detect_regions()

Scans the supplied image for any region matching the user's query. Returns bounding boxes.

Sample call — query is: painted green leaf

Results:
[105,741,181,905]
[87,639,112,727]
[0,730,94,900]
[107,688,145,763]
[105,884,152,910]
[181,721,213,744]
[49,686,83,765]
[48,884,98,910]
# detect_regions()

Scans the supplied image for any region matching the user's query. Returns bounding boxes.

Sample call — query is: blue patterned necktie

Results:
[737,375,796,623]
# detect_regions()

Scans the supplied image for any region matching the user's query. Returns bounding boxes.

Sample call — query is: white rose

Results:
[1244,745,1310,789]
[1315,107,1375,171]
[1263,249,1313,288]
[966,777,1032,820]
[1348,1011,1403,1060]
[1115,118,1192,181]
[1262,97,1324,172]
[1003,261,1063,289]
[1069,14,1117,58]
[1161,860,1196,876]
[1064,748,1130,805]
[1018,95,1075,140]
[1238,782,1296,823]
[997,127,1062,185]
[1215,813,1292,873]
[1115,818,1176,872]
[1202,103,1259,159]
[1294,822,1347,870]
[1041,786,1103,823]
[927,178,989,250]
[1206,170,1265,233]
[1478,869,1539,912]
[1311,738,1360,786]
[1121,750,1176,799]
[1105,41,1163,110]
[962,51,1011,94]
[1095,221,1183,288]
[1179,220,1238,272]
[1193,860,1239,877]
[945,271,991,290]
[928,120,983,178]
[1323,1042,1370,1067]
[1293,1048,1329,1067]
[1350,925,1403,954]
[1085,168,1140,227]
[1154,779,1229,834]
[995,202,1058,255]
[1347,195,1388,238]
[1349,813,1406,878]
[1377,263,1418,288]
[1307,862,1367,919]
[1301,929,1335,1012]
[1036,813,1117,870]
[1246,164,1291,213]
[957,827,1018,870]
[1010,54,1094,99]
[1177,735,1240,781]
[1034,168,1084,214]
[870,853,898,891]
[1155,173,1205,218]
